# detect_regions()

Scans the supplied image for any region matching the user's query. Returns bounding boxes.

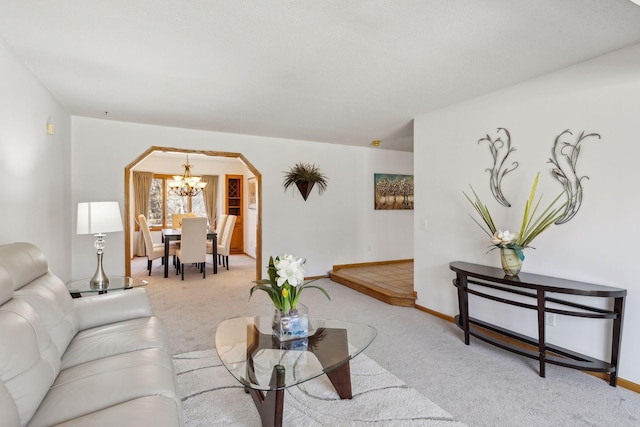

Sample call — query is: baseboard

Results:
[414,304,640,394]
[415,304,454,323]
[306,274,330,281]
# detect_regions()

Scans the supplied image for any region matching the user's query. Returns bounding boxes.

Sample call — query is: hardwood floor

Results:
[328,260,415,307]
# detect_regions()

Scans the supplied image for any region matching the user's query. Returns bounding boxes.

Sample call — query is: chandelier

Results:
[168,155,207,197]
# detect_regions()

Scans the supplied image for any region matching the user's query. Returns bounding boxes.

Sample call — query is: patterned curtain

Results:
[133,171,154,256]
[201,175,219,230]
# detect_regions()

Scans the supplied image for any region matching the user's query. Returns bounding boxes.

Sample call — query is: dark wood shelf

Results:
[454,315,613,373]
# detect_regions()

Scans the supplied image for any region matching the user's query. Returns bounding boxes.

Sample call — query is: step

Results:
[329,260,415,307]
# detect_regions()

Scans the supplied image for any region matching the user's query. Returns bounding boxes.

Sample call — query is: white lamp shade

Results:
[77,202,124,234]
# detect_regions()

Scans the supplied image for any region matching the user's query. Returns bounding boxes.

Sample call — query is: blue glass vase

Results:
[272,303,309,341]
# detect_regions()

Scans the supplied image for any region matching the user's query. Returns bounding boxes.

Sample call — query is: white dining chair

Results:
[176,217,208,280]
[138,214,176,276]
[217,215,236,270]
[172,212,196,229]
[207,214,227,262]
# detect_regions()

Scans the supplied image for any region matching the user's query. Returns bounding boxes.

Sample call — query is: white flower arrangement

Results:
[249,253,330,313]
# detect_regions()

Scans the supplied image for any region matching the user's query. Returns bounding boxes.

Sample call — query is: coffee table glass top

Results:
[66,276,148,294]
[215,316,377,391]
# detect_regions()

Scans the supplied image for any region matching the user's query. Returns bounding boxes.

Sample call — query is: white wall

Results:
[414,43,640,384]
[71,117,414,280]
[0,39,71,278]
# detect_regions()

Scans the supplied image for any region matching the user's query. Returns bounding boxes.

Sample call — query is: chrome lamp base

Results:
[90,234,110,290]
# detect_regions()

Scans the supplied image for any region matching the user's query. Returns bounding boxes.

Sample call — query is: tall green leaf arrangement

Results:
[464,173,567,260]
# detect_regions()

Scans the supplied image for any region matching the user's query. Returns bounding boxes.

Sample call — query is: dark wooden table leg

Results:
[244,327,355,427]
[325,360,352,399]
[537,290,546,378]
[610,296,625,386]
[247,365,285,427]
[212,234,218,274]
[310,328,353,399]
[163,237,170,278]
[457,273,470,345]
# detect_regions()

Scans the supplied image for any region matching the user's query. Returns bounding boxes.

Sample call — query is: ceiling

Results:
[2,1,640,152]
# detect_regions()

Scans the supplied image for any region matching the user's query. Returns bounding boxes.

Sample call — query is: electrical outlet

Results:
[545,313,556,327]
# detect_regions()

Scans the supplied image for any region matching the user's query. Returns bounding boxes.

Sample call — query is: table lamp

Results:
[77,201,123,289]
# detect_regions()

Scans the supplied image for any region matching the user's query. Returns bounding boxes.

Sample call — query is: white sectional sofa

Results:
[0,242,184,427]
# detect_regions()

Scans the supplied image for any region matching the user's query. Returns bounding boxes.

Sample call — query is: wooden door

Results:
[225,174,243,254]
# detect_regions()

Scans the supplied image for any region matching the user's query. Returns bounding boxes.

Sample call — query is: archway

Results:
[123,146,262,279]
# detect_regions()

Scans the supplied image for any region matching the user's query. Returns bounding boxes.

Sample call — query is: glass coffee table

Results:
[215,316,377,427]
[66,276,148,298]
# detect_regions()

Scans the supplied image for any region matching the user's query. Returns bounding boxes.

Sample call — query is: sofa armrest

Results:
[74,288,154,331]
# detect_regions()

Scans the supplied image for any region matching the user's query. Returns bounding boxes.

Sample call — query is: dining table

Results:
[161,228,217,277]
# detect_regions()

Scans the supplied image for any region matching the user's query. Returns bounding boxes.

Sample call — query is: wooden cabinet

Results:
[225,175,243,254]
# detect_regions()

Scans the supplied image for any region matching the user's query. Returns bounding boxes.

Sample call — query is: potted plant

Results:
[283,162,328,200]
[464,173,567,275]
[249,254,331,340]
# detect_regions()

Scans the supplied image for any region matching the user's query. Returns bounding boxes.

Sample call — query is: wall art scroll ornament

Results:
[548,129,601,224]
[477,128,519,207]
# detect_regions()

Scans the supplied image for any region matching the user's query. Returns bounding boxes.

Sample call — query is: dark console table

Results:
[449,261,626,386]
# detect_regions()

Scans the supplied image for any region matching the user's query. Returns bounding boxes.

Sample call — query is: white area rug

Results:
[173,349,467,426]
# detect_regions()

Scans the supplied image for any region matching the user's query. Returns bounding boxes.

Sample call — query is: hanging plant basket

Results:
[295,181,315,201]
[283,162,328,201]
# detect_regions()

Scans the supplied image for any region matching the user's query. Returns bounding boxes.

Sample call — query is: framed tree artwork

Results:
[374,173,414,210]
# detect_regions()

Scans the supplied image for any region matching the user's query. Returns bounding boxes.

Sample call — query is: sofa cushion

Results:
[0,299,60,426]
[0,243,79,359]
[28,348,179,427]
[73,287,153,331]
[0,378,20,427]
[52,396,184,427]
[0,266,12,306]
[61,316,170,370]
[14,272,78,359]
[0,242,48,291]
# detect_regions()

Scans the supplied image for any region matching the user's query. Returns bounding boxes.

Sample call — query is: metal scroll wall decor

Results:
[548,129,601,224]
[477,128,519,207]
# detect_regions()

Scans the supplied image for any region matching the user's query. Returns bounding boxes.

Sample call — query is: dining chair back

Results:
[138,214,154,256]
[171,212,196,229]
[215,214,228,240]
[176,217,208,280]
[217,215,236,270]
[138,214,175,275]
[208,214,228,256]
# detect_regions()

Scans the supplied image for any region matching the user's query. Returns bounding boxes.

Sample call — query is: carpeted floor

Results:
[133,255,640,427]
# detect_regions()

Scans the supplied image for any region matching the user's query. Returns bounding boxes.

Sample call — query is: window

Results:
[147,175,206,229]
